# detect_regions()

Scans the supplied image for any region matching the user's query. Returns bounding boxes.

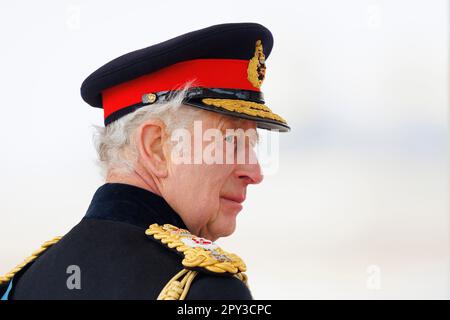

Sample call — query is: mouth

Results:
[220,194,246,211]
[221,194,246,204]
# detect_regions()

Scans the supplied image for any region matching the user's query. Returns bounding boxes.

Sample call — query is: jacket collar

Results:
[84,183,187,230]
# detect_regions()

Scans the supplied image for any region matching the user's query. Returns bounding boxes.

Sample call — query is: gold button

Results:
[142,93,157,104]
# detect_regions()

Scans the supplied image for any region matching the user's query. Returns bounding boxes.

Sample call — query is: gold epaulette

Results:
[145,223,248,300]
[0,237,62,286]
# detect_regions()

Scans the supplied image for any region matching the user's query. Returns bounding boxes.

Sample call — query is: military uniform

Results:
[1,183,251,299]
[0,22,289,300]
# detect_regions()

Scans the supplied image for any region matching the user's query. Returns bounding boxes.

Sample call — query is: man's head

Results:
[95,89,263,241]
[86,23,290,240]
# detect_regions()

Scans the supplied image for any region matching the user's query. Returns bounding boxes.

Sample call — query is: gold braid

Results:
[0,236,62,285]
[201,98,288,124]
[156,269,248,300]
[157,269,198,300]
[146,224,249,300]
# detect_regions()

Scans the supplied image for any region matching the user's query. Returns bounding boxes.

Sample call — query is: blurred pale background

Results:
[0,0,448,299]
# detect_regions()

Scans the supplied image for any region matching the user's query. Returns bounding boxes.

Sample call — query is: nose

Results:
[235,160,264,185]
[233,134,264,185]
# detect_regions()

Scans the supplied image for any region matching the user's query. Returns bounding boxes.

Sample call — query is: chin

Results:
[211,218,237,241]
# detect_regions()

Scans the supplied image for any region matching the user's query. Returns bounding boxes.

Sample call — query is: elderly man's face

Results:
[162,110,263,241]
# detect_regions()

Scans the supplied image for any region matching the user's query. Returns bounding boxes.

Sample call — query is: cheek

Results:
[168,164,232,227]
[191,165,231,210]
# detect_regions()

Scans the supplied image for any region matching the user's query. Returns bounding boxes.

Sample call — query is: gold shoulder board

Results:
[145,223,248,300]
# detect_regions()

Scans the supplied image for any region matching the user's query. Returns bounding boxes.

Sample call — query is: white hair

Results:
[93,85,200,176]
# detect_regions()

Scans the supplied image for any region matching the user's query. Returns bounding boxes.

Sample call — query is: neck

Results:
[106,167,162,197]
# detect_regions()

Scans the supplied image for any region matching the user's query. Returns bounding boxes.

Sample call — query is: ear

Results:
[136,119,169,178]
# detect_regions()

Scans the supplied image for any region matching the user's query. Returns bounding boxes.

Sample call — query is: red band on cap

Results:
[102,58,258,119]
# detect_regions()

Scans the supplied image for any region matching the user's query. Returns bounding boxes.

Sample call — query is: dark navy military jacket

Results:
[0,183,252,300]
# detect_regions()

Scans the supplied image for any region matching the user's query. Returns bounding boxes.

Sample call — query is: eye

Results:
[224,135,239,152]
[224,135,235,144]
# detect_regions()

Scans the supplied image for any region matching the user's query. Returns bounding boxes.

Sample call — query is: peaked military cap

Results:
[80,22,290,131]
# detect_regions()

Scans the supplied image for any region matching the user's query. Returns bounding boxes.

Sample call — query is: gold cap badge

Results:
[247,40,266,89]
